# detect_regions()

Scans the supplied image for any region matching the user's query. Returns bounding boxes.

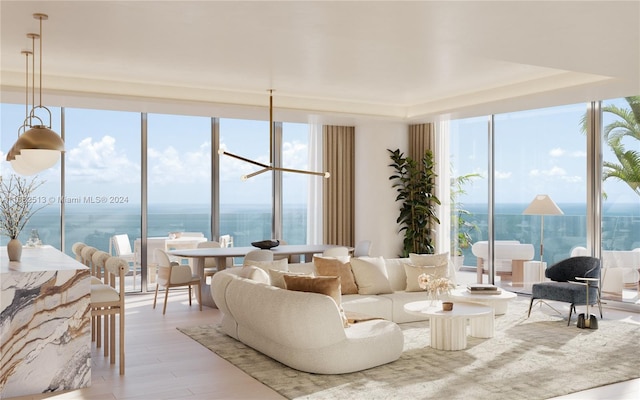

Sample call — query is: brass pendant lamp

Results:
[6,13,64,175]
[219,90,330,180]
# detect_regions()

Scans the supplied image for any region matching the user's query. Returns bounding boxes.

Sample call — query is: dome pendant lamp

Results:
[7,13,64,175]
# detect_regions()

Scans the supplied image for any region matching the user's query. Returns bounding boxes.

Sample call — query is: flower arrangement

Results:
[418,273,454,300]
[0,175,47,240]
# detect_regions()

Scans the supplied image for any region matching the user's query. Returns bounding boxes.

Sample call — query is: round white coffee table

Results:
[404,301,494,351]
[448,288,517,315]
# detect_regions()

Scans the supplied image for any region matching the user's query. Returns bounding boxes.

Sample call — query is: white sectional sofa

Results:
[211,255,456,373]
[211,267,404,374]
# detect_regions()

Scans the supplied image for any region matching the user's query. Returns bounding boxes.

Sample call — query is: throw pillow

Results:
[283,275,349,327]
[268,269,311,289]
[237,265,270,284]
[409,252,450,268]
[404,263,448,292]
[313,256,359,295]
[350,256,393,295]
[243,258,288,273]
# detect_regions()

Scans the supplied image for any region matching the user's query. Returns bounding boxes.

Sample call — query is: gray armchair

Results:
[528,256,602,326]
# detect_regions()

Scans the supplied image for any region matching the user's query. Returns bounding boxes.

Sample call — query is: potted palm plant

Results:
[388,149,440,257]
[0,175,47,261]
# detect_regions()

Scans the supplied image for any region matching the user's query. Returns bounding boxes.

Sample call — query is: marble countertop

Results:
[1,245,88,273]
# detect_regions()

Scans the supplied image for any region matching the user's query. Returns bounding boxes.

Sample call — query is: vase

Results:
[7,238,22,261]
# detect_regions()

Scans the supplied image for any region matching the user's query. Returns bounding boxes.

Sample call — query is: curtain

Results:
[323,125,355,246]
[409,123,435,164]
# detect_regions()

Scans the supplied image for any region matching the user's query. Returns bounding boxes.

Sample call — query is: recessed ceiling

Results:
[1,1,639,122]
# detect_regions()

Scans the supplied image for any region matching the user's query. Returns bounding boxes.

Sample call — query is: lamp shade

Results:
[522,194,564,215]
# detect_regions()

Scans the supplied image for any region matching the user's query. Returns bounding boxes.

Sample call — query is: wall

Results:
[354,121,408,258]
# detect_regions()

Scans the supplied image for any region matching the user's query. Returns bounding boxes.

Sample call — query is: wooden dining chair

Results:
[153,249,202,315]
[91,256,129,375]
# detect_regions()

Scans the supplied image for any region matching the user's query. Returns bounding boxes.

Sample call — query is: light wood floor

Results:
[9,278,640,400]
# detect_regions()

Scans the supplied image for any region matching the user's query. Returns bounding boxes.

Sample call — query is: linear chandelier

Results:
[6,13,64,176]
[218,90,330,180]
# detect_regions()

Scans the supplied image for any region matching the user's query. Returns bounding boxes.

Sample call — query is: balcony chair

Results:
[153,249,202,315]
[90,256,129,375]
[111,234,138,288]
[528,256,602,326]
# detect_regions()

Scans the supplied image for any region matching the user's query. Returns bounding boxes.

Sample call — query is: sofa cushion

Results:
[268,269,311,289]
[350,256,393,295]
[313,256,359,295]
[409,252,449,268]
[244,258,288,273]
[384,258,411,291]
[237,265,270,284]
[283,275,349,327]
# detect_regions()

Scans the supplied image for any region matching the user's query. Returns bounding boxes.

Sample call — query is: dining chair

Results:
[72,242,86,262]
[197,240,223,280]
[91,250,112,355]
[274,239,299,263]
[91,256,129,375]
[322,246,350,257]
[243,249,274,264]
[153,249,202,315]
[353,240,372,257]
[111,234,138,288]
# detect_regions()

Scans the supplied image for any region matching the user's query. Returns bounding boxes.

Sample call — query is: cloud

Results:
[66,136,140,183]
[149,141,211,185]
[529,166,582,183]
[495,170,512,179]
[550,148,565,157]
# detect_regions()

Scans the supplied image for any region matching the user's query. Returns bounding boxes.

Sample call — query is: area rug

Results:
[178,300,640,400]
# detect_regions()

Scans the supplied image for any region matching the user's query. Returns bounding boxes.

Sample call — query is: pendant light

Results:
[219,90,330,180]
[6,13,64,174]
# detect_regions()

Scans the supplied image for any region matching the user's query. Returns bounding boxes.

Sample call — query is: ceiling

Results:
[1,1,639,123]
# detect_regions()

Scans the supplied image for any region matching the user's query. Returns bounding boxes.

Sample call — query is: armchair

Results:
[528,256,602,326]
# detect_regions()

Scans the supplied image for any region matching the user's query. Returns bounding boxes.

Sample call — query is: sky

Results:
[1,98,639,209]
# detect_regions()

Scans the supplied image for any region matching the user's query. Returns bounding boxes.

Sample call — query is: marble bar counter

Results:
[1,245,91,399]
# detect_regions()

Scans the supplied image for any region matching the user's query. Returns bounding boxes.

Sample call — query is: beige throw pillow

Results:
[350,256,393,295]
[243,258,288,273]
[283,275,349,327]
[409,252,449,268]
[313,256,359,295]
[268,269,311,289]
[404,263,448,292]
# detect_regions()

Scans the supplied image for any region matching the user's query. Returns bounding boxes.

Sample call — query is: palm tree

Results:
[581,96,640,197]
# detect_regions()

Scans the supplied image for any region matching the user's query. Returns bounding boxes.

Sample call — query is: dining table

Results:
[168,244,350,308]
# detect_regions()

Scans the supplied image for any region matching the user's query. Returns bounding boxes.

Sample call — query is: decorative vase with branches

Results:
[0,175,47,261]
[388,148,440,257]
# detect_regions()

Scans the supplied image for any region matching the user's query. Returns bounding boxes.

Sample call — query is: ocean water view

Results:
[6,202,639,269]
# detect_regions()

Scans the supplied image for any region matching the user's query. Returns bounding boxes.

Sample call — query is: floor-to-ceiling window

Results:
[600,97,640,303]
[449,116,488,272]
[219,118,272,250]
[64,107,141,289]
[281,122,311,245]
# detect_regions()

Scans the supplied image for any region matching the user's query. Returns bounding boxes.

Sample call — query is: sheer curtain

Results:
[323,125,355,246]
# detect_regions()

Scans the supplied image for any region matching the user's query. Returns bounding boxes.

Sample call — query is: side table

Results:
[404,301,494,351]
[523,261,547,291]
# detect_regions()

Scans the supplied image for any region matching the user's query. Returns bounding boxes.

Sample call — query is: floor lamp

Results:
[522,194,564,264]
